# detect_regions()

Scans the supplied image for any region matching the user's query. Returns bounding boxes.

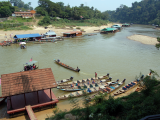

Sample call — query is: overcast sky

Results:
[1,0,142,12]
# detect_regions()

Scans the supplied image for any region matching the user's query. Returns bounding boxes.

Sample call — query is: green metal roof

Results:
[122,23,130,25]
[101,28,117,31]
[112,24,121,28]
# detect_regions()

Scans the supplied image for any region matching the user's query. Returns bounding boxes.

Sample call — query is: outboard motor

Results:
[107,73,109,77]
[78,69,80,72]
[140,75,144,80]
[123,79,126,83]
[70,76,73,80]
[109,77,112,81]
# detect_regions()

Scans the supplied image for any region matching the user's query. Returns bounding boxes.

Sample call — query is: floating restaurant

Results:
[100,28,118,34]
[63,31,82,37]
[1,68,58,119]
[13,33,42,42]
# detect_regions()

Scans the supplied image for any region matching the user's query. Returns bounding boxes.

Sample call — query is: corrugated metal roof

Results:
[122,23,130,25]
[112,24,121,28]
[101,28,117,31]
[1,68,57,97]
[44,30,56,36]
[13,33,41,39]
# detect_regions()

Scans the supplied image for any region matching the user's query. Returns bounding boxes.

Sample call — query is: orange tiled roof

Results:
[1,68,57,97]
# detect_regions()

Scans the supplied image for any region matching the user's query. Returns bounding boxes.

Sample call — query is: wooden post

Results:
[37,91,39,103]
[24,93,27,105]
[50,88,52,101]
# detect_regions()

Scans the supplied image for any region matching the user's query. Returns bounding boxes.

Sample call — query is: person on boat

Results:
[33,64,35,69]
[57,59,60,62]
[30,65,33,70]
[76,66,80,72]
[95,72,97,78]
[24,65,27,71]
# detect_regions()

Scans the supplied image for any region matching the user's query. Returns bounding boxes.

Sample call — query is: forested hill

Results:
[107,0,160,25]
[35,0,109,20]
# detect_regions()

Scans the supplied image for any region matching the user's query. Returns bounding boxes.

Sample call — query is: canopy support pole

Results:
[37,91,39,103]
[24,93,27,105]
[50,88,52,101]
[9,96,13,110]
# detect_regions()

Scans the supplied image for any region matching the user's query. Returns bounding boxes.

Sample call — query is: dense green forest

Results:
[0,2,14,17]
[1,0,160,27]
[35,0,109,20]
[10,0,33,11]
[107,0,160,25]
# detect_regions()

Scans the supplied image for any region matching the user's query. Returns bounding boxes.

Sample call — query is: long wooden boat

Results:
[58,78,112,92]
[86,79,126,101]
[56,76,74,84]
[54,59,80,72]
[57,79,124,100]
[57,74,110,86]
[113,80,138,96]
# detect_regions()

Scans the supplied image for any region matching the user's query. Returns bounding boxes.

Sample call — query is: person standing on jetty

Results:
[95,72,97,78]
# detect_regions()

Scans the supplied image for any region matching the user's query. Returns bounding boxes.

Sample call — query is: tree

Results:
[10,0,21,6]
[0,1,14,17]
[0,6,12,17]
[155,37,160,50]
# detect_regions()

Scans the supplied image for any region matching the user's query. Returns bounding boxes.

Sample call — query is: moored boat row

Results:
[113,79,139,96]
[54,59,80,72]
[57,73,110,86]
[113,75,144,96]
[57,79,125,100]
[58,78,113,92]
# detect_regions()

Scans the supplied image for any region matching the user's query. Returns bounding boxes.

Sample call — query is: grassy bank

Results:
[0,17,34,30]
[4,25,32,31]
[48,74,160,120]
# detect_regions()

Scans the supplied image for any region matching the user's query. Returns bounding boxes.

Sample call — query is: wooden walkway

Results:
[25,105,37,120]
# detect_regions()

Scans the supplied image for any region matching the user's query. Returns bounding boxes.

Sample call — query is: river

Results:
[0,24,160,119]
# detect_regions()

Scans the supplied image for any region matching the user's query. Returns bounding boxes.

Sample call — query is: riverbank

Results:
[0,23,116,42]
[127,34,158,45]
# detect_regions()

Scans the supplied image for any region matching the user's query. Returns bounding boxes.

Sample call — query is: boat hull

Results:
[54,60,80,72]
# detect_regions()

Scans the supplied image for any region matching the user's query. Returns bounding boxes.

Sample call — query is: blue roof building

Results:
[13,33,41,39]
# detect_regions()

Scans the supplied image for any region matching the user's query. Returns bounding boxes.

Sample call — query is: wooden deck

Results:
[26,105,37,120]
[7,89,58,114]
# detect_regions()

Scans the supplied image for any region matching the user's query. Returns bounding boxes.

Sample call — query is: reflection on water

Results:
[0,24,160,119]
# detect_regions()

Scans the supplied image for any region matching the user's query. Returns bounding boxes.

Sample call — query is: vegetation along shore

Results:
[0,0,160,120]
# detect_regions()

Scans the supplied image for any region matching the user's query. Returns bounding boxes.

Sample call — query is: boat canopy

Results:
[112,24,121,28]
[44,30,56,36]
[25,61,38,65]
[13,33,41,39]
[101,28,117,31]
